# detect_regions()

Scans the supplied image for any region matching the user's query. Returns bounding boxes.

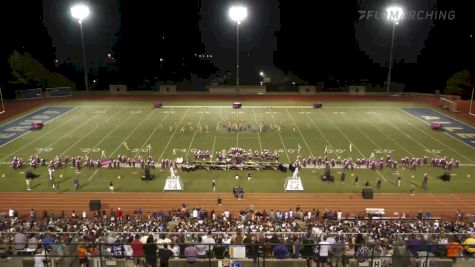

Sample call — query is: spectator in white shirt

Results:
[317,236,330,267]
[170,243,180,257]
[34,249,47,267]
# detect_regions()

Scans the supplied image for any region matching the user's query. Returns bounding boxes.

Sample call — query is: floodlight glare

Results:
[259,71,264,77]
[386,6,404,23]
[229,5,248,94]
[229,6,248,23]
[385,6,404,93]
[70,3,90,90]
[71,4,90,22]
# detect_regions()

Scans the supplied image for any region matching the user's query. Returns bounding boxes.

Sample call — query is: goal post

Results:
[0,87,5,114]
[439,97,459,112]
[469,87,475,118]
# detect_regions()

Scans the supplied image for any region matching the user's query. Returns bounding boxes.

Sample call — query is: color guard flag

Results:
[369,152,375,160]
[349,143,353,152]
[122,142,130,150]
[101,150,106,158]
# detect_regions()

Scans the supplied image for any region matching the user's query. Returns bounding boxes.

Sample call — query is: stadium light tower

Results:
[71,4,90,91]
[229,5,248,94]
[386,6,404,93]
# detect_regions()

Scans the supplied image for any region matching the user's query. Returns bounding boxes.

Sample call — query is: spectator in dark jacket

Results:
[143,235,158,267]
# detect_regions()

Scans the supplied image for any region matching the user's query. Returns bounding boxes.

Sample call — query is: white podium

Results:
[284,176,304,191]
[163,176,184,191]
[163,167,184,191]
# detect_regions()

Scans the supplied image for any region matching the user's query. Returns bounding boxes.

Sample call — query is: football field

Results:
[0,99,474,193]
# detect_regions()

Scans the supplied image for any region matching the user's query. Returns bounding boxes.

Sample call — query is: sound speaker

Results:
[288,164,296,172]
[89,200,101,211]
[362,188,373,199]
[142,166,154,180]
[439,172,451,181]
[278,164,287,172]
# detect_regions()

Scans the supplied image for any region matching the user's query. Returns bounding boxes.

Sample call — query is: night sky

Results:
[0,0,473,92]
[43,0,121,65]
[42,0,280,79]
[42,0,436,70]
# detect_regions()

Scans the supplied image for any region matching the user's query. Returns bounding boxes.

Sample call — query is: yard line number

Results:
[80,148,102,153]
[424,149,442,154]
[126,110,143,114]
[35,147,53,152]
[373,149,395,154]
[322,148,347,154]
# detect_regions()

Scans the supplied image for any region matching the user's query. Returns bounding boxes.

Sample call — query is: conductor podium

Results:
[284,166,304,191]
[163,167,184,191]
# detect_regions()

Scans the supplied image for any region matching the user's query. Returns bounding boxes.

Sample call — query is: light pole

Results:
[71,4,90,91]
[386,6,404,93]
[229,6,248,94]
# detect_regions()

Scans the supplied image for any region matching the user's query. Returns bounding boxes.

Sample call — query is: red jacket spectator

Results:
[116,208,123,220]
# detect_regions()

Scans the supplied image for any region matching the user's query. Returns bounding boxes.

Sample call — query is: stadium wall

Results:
[68,87,464,100]
[208,85,266,95]
[159,85,177,95]
[109,85,128,95]
[299,85,316,95]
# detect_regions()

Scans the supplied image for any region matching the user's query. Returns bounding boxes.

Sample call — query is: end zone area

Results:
[0,107,75,146]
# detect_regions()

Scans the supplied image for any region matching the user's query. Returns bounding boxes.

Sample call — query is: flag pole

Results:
[469,87,474,115]
[0,87,5,114]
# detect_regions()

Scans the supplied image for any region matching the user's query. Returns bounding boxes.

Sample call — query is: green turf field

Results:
[0,100,474,193]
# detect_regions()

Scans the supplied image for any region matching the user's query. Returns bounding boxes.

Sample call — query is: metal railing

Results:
[0,240,474,267]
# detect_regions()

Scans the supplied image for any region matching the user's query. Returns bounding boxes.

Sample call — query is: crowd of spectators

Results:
[1,205,474,266]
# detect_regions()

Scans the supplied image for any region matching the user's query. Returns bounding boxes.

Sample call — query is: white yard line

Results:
[371,111,437,158]
[429,108,475,131]
[0,107,79,153]
[285,108,314,157]
[61,108,125,156]
[269,107,290,162]
[252,108,263,152]
[16,108,102,158]
[106,109,158,158]
[355,111,414,156]
[157,106,399,109]
[317,109,388,182]
[87,108,158,181]
[211,107,223,157]
[304,111,341,157]
[51,105,401,109]
[344,110,414,156]
[185,108,206,159]
[132,109,173,159]
[236,108,239,147]
[442,132,475,152]
[89,112,135,152]
[157,108,190,161]
[399,109,475,163]
[0,106,57,127]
